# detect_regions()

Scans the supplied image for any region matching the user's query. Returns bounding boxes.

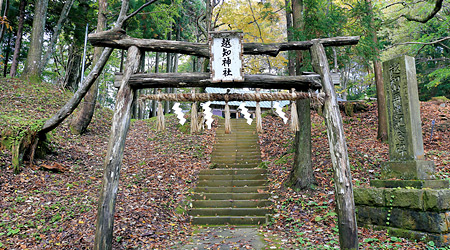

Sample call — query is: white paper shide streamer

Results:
[202,101,214,129]
[238,102,253,125]
[172,103,186,125]
[274,102,288,124]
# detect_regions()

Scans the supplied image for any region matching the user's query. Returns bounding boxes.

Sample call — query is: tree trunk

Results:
[69,0,107,134]
[94,46,141,250]
[374,59,387,141]
[63,46,81,91]
[285,0,295,76]
[0,0,9,55]
[150,53,159,117]
[3,34,11,76]
[21,0,48,82]
[9,0,26,77]
[287,0,314,190]
[40,0,75,72]
[288,98,314,189]
[292,0,304,73]
[310,41,358,250]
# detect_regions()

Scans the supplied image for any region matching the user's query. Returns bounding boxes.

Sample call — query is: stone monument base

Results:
[381,160,436,180]
[370,179,449,189]
[354,186,450,246]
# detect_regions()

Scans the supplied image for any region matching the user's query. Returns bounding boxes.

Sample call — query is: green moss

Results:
[431,96,450,102]
[0,77,71,171]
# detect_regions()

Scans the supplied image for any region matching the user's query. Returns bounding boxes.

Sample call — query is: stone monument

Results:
[381,55,435,180]
[354,55,450,246]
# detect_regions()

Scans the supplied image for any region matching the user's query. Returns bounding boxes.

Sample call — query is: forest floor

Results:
[1,78,450,249]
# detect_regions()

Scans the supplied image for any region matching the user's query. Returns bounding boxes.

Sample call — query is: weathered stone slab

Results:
[384,189,423,210]
[383,55,424,161]
[381,160,436,180]
[355,188,423,210]
[370,179,450,189]
[354,188,385,207]
[355,188,450,212]
[424,189,450,211]
[357,206,449,233]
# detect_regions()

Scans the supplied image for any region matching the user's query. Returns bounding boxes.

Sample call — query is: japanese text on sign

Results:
[210,32,243,82]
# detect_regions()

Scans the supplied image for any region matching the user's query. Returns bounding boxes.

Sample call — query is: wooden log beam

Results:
[310,41,358,249]
[114,72,322,91]
[94,46,142,250]
[140,92,325,102]
[89,28,359,57]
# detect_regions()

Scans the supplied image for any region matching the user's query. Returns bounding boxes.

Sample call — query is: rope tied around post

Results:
[255,88,263,133]
[290,88,299,131]
[156,89,165,131]
[190,89,199,134]
[139,91,325,103]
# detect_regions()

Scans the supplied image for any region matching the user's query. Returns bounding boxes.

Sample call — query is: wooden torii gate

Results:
[89,29,360,250]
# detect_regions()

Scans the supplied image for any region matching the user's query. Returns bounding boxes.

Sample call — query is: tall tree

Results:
[40,0,75,72]
[69,0,107,135]
[9,0,26,77]
[21,0,48,82]
[368,0,387,142]
[0,0,9,53]
[287,0,315,190]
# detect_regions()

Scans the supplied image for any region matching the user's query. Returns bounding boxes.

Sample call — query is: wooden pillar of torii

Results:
[92,30,360,250]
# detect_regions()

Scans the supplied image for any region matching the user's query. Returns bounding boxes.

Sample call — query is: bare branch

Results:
[120,0,159,27]
[381,1,407,10]
[401,0,443,23]
[385,36,450,50]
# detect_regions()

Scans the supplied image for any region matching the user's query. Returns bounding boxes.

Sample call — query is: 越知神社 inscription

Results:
[209,31,244,82]
[382,55,435,179]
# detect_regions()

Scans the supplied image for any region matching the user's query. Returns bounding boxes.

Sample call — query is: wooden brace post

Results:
[310,41,358,249]
[94,46,142,250]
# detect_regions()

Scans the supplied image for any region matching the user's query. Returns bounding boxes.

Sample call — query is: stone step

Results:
[213,145,259,148]
[210,158,261,164]
[212,163,261,168]
[192,199,271,208]
[210,153,261,158]
[191,216,266,225]
[196,180,267,187]
[194,186,267,193]
[198,174,267,181]
[211,154,261,160]
[216,133,258,137]
[189,208,271,216]
[214,141,259,147]
[192,193,270,200]
[199,168,266,175]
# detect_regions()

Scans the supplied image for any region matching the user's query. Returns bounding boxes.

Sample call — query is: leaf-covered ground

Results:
[0,78,449,249]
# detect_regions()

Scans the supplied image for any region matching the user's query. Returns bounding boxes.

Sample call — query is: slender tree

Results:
[287,0,315,189]
[40,0,75,72]
[9,0,26,77]
[21,0,48,82]
[69,0,107,134]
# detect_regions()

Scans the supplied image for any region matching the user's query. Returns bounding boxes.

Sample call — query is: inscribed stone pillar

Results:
[381,55,435,180]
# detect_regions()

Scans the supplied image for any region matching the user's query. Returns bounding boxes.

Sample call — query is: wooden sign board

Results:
[209,31,244,82]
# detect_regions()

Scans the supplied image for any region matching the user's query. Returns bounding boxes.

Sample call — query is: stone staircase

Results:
[189,119,271,225]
